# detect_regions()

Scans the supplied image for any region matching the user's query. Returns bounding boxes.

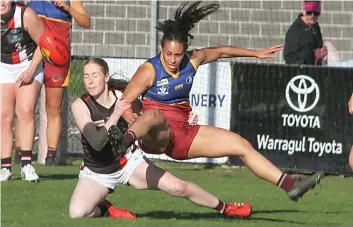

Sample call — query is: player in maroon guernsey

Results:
[115,1,324,203]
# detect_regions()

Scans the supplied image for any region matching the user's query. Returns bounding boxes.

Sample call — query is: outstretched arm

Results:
[121,63,154,126]
[54,0,91,28]
[192,44,283,66]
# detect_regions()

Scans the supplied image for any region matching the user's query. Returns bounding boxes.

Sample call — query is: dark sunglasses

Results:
[306,11,320,16]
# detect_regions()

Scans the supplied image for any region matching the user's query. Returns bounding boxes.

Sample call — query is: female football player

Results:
[119,1,324,202]
[1,0,45,182]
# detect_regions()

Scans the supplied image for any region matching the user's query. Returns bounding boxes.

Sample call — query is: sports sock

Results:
[47,148,56,158]
[98,205,109,217]
[124,130,136,147]
[1,157,12,172]
[21,150,32,167]
[215,200,226,214]
[276,173,295,192]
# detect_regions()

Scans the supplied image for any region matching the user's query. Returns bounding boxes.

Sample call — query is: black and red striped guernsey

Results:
[1,3,36,64]
[80,91,129,174]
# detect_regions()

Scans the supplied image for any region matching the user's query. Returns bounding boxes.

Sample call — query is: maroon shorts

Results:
[40,17,71,87]
[141,99,200,160]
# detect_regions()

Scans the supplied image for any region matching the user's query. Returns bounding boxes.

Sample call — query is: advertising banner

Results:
[230,63,353,175]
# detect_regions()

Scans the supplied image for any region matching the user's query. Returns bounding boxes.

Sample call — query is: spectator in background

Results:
[283,1,327,65]
[1,0,45,182]
[14,0,91,165]
[348,93,353,171]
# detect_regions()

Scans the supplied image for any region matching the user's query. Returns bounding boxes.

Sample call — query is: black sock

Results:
[1,157,12,172]
[98,205,109,217]
[215,200,226,214]
[21,150,32,167]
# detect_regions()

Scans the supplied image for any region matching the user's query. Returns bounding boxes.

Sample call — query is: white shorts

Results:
[0,61,44,84]
[79,148,146,191]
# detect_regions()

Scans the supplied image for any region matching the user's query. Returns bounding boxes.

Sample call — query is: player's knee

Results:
[0,109,13,127]
[69,203,90,219]
[145,109,165,125]
[16,106,35,122]
[235,138,254,157]
[171,180,189,197]
[45,101,62,116]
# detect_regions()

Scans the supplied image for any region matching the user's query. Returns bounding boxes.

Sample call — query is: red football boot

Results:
[223,202,252,218]
[99,200,136,219]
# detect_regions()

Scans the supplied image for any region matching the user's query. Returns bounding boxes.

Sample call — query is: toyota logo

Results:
[285,75,320,112]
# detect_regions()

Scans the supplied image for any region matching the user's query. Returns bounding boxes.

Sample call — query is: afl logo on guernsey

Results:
[186,75,193,84]
[157,78,169,96]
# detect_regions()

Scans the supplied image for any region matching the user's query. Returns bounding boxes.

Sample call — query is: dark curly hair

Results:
[107,78,128,91]
[156,1,220,51]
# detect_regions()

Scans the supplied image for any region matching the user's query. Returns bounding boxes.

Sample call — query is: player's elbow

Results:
[84,18,91,29]
[90,141,106,152]
[82,19,91,29]
[77,16,91,29]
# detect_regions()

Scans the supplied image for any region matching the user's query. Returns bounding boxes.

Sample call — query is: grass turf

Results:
[1,162,352,227]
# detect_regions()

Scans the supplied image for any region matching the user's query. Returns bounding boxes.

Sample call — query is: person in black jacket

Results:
[284,1,327,65]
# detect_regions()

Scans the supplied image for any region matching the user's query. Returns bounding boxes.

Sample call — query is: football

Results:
[39,31,70,67]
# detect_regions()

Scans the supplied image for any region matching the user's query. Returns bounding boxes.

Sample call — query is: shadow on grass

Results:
[253,209,305,214]
[39,173,78,181]
[136,210,343,225]
[254,209,350,215]
[135,210,312,225]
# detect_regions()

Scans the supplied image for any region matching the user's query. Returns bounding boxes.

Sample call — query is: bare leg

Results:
[45,87,64,163]
[128,159,219,209]
[15,81,41,151]
[1,84,16,160]
[188,126,282,184]
[69,177,109,218]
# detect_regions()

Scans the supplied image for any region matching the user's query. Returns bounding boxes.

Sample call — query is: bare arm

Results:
[192,44,284,66]
[71,98,126,151]
[114,89,143,115]
[54,0,91,28]
[348,93,353,115]
[121,63,154,125]
[23,7,45,74]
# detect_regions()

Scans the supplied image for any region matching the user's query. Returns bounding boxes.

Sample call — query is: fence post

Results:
[57,87,69,165]
[37,86,47,164]
[150,0,158,57]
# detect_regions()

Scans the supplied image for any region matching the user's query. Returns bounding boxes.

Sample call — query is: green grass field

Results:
[2,162,352,227]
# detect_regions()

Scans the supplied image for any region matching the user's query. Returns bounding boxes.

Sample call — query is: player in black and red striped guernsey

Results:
[1,0,45,182]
